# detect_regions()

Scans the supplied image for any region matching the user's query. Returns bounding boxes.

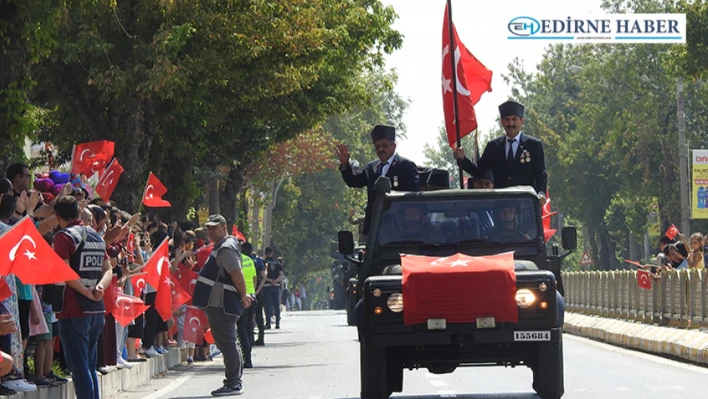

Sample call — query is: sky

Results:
[381,0,604,165]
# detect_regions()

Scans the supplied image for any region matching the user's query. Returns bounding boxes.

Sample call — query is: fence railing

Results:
[562,269,708,329]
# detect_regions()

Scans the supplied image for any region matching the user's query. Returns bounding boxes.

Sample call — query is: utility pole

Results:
[676,77,691,235]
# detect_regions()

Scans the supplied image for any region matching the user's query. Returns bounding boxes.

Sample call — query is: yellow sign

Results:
[197,206,210,224]
[692,150,708,219]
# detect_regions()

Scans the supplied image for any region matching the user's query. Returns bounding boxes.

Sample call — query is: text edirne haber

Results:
[538,18,680,35]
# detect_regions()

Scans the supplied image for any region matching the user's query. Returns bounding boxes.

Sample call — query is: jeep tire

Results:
[360,344,392,399]
[346,295,356,326]
[532,332,564,399]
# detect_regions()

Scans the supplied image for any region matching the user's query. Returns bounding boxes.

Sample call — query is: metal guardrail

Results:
[563,269,708,329]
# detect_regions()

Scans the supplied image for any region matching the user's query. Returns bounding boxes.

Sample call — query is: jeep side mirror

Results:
[338,230,355,255]
[561,226,577,251]
[374,176,392,193]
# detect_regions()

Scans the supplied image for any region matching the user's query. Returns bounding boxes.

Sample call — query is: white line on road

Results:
[565,334,708,376]
[142,372,194,399]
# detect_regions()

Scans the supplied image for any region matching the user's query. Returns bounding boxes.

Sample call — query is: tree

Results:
[269,66,409,282]
[33,0,403,221]
[0,1,61,169]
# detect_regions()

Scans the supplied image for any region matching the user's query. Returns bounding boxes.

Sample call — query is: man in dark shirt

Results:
[262,247,283,329]
[53,196,112,399]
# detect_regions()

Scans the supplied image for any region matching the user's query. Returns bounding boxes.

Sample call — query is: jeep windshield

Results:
[376,196,541,246]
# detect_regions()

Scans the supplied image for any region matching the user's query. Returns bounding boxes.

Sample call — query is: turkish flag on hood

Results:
[0,217,80,284]
[142,172,171,208]
[401,252,517,326]
[112,293,150,327]
[95,158,124,202]
[71,140,115,177]
[442,4,492,148]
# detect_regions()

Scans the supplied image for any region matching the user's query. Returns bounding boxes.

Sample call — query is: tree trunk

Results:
[587,223,599,270]
[209,167,220,215]
[250,189,262,248]
[598,227,612,271]
[220,167,243,232]
[262,176,287,248]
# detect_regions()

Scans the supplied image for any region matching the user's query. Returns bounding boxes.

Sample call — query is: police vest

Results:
[241,254,256,295]
[192,236,244,316]
[52,225,106,314]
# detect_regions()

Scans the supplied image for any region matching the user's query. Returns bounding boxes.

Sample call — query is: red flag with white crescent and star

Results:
[95,158,124,202]
[142,237,170,289]
[142,172,171,208]
[112,293,150,327]
[70,140,115,177]
[130,272,148,297]
[637,269,652,290]
[168,273,191,311]
[665,224,679,240]
[442,3,492,148]
[154,273,174,322]
[0,217,80,284]
[183,306,208,344]
[401,252,517,325]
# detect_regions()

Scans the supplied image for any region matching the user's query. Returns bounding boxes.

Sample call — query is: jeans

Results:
[254,293,265,340]
[59,314,105,399]
[263,286,281,326]
[204,307,242,388]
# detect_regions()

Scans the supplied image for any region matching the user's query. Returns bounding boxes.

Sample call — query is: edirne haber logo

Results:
[507,14,686,44]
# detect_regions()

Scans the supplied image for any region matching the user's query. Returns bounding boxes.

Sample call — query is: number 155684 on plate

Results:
[514,331,551,341]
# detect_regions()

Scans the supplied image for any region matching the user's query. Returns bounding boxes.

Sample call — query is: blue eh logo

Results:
[508,17,541,36]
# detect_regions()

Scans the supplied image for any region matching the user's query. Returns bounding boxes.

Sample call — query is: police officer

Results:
[52,195,113,399]
[336,125,420,235]
[453,100,547,204]
[192,215,253,396]
[238,242,257,368]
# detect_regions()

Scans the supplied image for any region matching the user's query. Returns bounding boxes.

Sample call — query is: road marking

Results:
[437,391,457,397]
[429,380,448,387]
[565,334,708,376]
[142,372,194,399]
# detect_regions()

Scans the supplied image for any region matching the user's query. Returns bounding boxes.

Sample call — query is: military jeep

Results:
[337,176,576,399]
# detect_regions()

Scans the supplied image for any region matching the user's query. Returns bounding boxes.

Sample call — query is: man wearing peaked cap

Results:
[453,100,547,204]
[335,124,420,235]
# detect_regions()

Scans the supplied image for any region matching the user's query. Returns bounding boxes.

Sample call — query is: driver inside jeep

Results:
[484,203,532,240]
[399,203,444,242]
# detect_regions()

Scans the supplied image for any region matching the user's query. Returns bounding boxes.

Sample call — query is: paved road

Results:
[114,310,708,399]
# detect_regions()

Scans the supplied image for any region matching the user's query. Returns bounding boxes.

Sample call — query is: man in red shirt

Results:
[53,196,112,399]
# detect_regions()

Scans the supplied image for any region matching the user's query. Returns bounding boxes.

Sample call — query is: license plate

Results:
[514,331,551,341]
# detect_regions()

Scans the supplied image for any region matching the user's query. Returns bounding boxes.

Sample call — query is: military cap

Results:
[370,125,396,142]
[426,169,450,188]
[499,100,525,118]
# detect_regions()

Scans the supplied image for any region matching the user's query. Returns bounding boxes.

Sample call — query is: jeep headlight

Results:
[386,293,404,313]
[515,289,536,308]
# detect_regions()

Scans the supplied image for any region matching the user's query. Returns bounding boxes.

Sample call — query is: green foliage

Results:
[504,0,708,269]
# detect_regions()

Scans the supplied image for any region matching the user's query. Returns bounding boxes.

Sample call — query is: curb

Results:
[564,312,708,365]
[0,349,182,399]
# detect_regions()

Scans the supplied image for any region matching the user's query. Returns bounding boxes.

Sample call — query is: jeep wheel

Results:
[360,344,392,399]
[346,296,356,326]
[532,332,564,399]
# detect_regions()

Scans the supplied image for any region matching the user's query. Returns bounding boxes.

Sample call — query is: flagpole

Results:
[446,0,464,189]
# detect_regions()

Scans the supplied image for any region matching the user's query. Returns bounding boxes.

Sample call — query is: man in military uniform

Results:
[453,100,547,204]
[336,125,420,235]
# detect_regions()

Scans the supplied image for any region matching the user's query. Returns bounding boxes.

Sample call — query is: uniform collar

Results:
[379,152,398,167]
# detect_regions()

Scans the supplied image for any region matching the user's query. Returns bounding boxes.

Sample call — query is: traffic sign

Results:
[580,251,593,265]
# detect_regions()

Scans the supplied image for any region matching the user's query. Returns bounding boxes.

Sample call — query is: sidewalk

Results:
[565,312,708,365]
[0,349,182,399]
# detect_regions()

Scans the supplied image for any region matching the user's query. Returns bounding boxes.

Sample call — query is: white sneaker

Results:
[4,379,37,392]
[144,347,161,357]
[116,357,133,369]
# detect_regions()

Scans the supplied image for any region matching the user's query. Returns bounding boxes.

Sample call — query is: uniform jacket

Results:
[340,153,420,235]
[460,133,547,195]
